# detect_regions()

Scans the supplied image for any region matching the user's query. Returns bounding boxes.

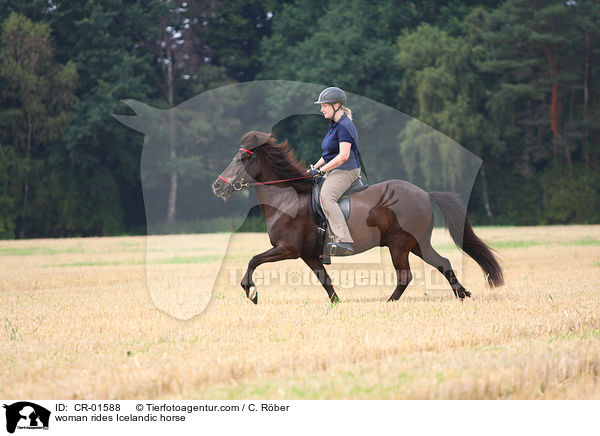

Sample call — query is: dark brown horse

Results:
[212,131,503,304]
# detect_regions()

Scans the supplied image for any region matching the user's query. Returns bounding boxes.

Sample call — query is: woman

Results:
[308,86,361,255]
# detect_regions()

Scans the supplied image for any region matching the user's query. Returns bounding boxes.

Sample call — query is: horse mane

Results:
[241,131,312,193]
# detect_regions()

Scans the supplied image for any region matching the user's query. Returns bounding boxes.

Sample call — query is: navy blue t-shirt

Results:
[320,113,360,170]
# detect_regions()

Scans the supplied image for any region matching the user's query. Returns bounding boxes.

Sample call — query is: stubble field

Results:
[1,225,599,399]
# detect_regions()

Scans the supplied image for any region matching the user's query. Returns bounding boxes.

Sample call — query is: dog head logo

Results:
[3,402,50,433]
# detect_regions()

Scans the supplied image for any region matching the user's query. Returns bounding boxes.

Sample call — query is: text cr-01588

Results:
[74,404,121,412]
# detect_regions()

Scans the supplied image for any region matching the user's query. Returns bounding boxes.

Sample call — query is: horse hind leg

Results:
[412,235,471,299]
[387,245,413,302]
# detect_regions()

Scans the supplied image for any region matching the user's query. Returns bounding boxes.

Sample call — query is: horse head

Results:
[212,131,271,200]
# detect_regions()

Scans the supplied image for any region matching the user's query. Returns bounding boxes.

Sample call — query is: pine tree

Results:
[0,13,77,237]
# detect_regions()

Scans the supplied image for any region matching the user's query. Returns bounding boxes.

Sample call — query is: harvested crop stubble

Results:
[1,225,599,399]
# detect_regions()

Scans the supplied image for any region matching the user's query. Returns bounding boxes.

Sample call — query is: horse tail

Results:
[428,192,504,288]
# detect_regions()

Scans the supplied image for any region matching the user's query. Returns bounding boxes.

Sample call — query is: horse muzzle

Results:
[212,179,233,200]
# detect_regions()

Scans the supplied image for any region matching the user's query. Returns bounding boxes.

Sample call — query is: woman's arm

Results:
[321,142,351,172]
[313,157,325,169]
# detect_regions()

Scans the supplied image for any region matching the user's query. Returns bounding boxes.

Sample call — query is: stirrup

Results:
[330,241,354,256]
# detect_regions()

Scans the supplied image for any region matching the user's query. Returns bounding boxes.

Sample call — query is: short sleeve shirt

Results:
[320,113,361,170]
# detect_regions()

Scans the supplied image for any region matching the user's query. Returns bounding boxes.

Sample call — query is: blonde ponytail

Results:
[342,106,353,120]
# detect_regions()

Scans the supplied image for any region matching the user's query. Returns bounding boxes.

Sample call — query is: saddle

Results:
[309,175,368,264]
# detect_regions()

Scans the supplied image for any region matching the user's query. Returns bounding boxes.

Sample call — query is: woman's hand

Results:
[310,158,325,173]
[307,163,323,175]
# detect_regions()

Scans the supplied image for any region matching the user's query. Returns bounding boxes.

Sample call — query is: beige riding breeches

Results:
[319,167,361,243]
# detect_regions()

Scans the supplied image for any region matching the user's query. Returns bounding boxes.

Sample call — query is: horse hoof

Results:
[248,286,257,302]
[456,288,471,299]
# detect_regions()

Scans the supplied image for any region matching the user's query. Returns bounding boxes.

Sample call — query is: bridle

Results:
[217,147,313,192]
[217,147,257,191]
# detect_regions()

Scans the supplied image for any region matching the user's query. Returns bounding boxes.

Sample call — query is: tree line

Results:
[0,0,598,238]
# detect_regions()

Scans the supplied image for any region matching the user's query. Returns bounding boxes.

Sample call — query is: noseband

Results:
[217,147,256,190]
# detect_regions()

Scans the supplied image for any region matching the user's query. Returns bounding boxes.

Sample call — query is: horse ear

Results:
[251,134,259,148]
[112,99,160,134]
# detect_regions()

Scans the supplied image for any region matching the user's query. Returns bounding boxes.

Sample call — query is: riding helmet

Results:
[314,87,347,105]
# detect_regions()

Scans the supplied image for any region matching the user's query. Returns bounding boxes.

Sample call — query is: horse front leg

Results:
[301,256,339,304]
[241,245,298,304]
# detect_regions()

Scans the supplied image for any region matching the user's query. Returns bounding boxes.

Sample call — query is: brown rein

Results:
[218,148,314,191]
